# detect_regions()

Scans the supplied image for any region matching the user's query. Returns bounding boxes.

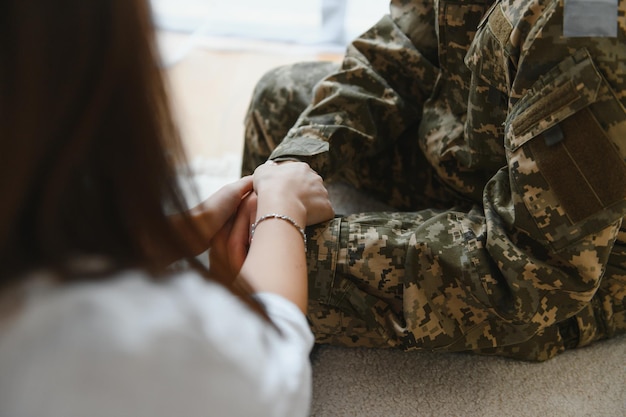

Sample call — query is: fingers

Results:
[193,176,253,217]
[253,161,320,200]
[208,218,236,281]
[208,191,258,283]
[222,175,254,201]
[228,193,257,270]
[253,161,334,226]
[181,176,254,248]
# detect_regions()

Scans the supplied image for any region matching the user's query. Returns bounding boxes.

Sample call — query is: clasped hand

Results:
[180,161,334,281]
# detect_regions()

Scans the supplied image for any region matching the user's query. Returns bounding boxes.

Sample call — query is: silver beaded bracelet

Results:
[250,213,307,252]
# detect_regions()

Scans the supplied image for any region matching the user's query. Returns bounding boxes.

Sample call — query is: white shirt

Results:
[0,270,314,417]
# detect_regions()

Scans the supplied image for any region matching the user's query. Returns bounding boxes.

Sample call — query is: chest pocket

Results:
[506,49,626,250]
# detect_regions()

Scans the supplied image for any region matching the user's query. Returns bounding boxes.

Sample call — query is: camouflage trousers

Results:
[242,62,626,361]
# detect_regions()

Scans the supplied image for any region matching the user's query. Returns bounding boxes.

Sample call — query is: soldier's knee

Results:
[248,61,337,116]
[247,65,292,114]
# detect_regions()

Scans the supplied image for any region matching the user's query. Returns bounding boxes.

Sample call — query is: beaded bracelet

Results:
[250,213,307,252]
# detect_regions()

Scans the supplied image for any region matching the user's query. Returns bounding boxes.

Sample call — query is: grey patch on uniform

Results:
[564,0,618,38]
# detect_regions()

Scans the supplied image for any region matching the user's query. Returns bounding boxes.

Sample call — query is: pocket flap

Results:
[505,49,604,150]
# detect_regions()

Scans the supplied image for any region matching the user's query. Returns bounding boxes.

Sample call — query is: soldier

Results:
[241,0,626,361]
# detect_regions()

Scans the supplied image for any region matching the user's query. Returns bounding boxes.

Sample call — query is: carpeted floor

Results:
[309,338,626,417]
[188,155,626,417]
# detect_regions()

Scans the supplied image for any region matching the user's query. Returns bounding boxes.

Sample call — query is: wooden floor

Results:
[162,32,341,161]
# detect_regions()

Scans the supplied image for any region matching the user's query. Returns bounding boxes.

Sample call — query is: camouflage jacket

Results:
[269,0,626,348]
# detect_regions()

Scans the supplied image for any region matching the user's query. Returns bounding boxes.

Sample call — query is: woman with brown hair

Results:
[0,0,334,416]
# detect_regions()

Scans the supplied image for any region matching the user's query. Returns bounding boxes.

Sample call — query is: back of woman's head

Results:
[0,0,194,283]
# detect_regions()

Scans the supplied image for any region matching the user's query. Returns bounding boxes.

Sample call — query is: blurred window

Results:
[152,0,389,48]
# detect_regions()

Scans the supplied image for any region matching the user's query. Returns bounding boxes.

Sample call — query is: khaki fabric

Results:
[242,0,626,361]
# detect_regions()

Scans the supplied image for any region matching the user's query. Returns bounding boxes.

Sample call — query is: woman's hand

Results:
[239,160,334,313]
[171,176,254,257]
[252,161,334,226]
[208,192,257,282]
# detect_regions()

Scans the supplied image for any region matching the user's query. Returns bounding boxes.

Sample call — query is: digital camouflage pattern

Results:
[242,0,626,361]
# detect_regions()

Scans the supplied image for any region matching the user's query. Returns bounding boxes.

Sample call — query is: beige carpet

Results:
[189,155,626,417]
[310,338,626,417]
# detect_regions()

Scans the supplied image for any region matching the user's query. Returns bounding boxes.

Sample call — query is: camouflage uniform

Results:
[242,0,626,361]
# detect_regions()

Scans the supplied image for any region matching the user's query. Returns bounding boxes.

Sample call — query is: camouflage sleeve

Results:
[268,0,440,178]
[488,0,626,324]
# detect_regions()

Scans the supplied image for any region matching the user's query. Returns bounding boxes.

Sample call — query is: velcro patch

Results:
[530,107,626,223]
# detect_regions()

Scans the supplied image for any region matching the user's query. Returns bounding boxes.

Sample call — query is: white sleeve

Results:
[0,271,314,417]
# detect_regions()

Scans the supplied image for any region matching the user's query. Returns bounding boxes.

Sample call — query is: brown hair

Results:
[0,0,263,314]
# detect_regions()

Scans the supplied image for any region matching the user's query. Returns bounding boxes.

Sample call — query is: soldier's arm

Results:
[475,0,626,346]
[268,0,439,178]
